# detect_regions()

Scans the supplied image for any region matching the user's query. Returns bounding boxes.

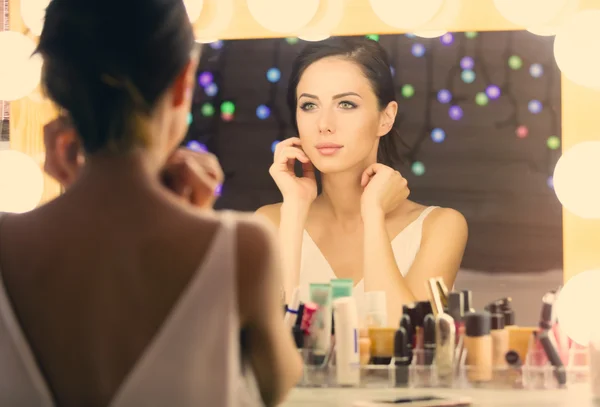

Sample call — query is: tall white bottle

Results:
[333,296,360,386]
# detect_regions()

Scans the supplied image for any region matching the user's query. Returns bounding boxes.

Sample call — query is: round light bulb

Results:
[554,10,600,90]
[0,150,44,213]
[493,0,570,28]
[183,0,204,23]
[247,0,320,34]
[0,31,43,101]
[369,0,443,30]
[553,141,600,218]
[20,0,51,36]
[556,270,600,345]
[414,30,447,38]
[194,0,234,40]
[297,0,344,43]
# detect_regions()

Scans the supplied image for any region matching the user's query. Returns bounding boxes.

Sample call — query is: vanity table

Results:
[283,385,597,407]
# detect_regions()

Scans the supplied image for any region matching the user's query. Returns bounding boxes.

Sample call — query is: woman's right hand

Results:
[269,137,317,206]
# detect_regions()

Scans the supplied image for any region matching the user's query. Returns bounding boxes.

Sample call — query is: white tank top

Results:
[298,206,438,322]
[0,211,260,407]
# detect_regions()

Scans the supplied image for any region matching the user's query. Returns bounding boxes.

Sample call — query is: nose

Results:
[317,108,336,135]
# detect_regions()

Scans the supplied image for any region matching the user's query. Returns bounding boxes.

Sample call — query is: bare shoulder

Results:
[254,202,283,228]
[424,207,468,238]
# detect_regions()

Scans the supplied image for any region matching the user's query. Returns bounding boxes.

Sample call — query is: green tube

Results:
[331,278,354,300]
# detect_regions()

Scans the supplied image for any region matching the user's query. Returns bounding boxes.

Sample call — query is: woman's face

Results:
[295,57,397,174]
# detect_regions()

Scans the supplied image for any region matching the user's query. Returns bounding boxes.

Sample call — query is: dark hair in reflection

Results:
[287,37,403,168]
[35,0,195,154]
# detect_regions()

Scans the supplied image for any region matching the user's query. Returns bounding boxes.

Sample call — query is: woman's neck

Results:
[318,165,368,223]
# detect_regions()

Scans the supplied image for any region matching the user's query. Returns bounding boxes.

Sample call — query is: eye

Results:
[339,101,357,109]
[300,102,317,111]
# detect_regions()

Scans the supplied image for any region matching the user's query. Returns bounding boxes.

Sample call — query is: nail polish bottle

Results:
[400,306,414,364]
[394,327,410,387]
[423,314,436,366]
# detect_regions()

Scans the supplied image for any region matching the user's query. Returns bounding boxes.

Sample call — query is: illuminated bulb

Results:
[366,34,380,42]
[369,0,443,30]
[556,270,600,345]
[221,101,236,115]
[526,0,580,37]
[187,112,193,126]
[198,72,213,87]
[465,31,478,39]
[247,0,320,33]
[0,150,44,213]
[401,84,415,99]
[553,141,600,218]
[266,68,281,83]
[20,0,50,36]
[528,100,543,114]
[475,92,488,106]
[508,55,523,70]
[209,40,224,50]
[554,10,600,89]
[411,43,426,57]
[411,161,426,176]
[286,37,300,45]
[530,63,544,78]
[461,70,476,84]
[205,83,219,97]
[414,31,446,38]
[431,128,446,143]
[493,0,571,28]
[271,140,281,153]
[187,140,208,152]
[437,89,452,104]
[440,33,454,45]
[547,176,554,189]
[448,105,463,121]
[256,104,271,120]
[221,112,234,122]
[460,57,475,70]
[297,0,344,43]
[516,125,529,138]
[183,0,204,22]
[0,31,43,101]
[194,0,234,40]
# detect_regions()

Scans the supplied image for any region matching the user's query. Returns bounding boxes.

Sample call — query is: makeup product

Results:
[462,290,475,314]
[507,326,536,364]
[331,278,354,299]
[301,302,318,335]
[505,350,522,368]
[309,283,332,359]
[284,287,301,329]
[435,277,449,308]
[499,298,516,327]
[365,291,387,328]
[427,278,444,316]
[435,313,456,383]
[394,326,410,387]
[333,297,360,386]
[491,314,509,367]
[413,302,432,364]
[423,314,436,365]
[464,312,493,382]
[359,328,371,366]
[400,307,414,364]
[368,327,396,365]
[538,330,567,386]
[448,292,465,342]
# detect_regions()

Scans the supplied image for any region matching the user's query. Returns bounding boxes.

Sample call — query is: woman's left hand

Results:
[360,164,410,219]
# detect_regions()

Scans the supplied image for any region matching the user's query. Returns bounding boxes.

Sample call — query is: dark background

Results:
[185,31,563,273]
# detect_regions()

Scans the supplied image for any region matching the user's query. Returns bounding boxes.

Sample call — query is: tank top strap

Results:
[415,206,439,226]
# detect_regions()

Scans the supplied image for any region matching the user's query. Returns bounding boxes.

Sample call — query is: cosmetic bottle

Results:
[368,327,396,365]
[435,313,456,383]
[365,291,387,328]
[400,308,414,364]
[499,298,516,327]
[462,290,475,314]
[538,330,567,386]
[448,292,465,342]
[394,327,410,387]
[464,312,493,383]
[333,297,360,386]
[331,278,353,300]
[491,313,509,368]
[358,328,371,366]
[423,314,436,365]
[413,302,432,364]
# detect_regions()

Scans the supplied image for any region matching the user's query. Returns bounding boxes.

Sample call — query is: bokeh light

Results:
[201,103,215,117]
[247,0,319,33]
[529,63,544,78]
[256,104,271,120]
[271,140,280,153]
[465,31,478,39]
[198,72,213,88]
[508,55,523,70]
[209,40,224,50]
[440,33,454,45]
[475,92,489,106]
[547,176,554,189]
[187,112,193,126]
[437,89,452,104]
[401,84,415,98]
[547,135,561,150]
[366,34,380,42]
[486,85,501,100]
[266,67,281,83]
[412,161,426,176]
[556,270,600,345]
[221,112,234,122]
[286,37,300,45]
[528,100,543,114]
[369,1,443,30]
[460,56,475,70]
[411,43,426,57]
[449,105,463,121]
[221,101,236,115]
[187,140,208,152]
[0,150,44,213]
[431,128,446,143]
[461,69,476,84]
[516,125,529,138]
[205,83,219,97]
[0,31,43,101]
[390,66,396,76]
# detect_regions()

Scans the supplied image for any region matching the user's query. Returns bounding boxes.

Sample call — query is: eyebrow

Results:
[298,92,362,100]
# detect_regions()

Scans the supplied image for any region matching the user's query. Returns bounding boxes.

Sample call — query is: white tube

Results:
[334,296,360,386]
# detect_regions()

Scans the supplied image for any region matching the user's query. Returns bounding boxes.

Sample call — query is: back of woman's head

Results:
[37,0,195,154]
[287,37,403,168]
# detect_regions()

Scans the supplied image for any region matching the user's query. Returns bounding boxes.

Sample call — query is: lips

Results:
[315,143,343,156]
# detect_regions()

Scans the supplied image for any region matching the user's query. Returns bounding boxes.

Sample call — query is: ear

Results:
[171,58,199,108]
[377,101,398,137]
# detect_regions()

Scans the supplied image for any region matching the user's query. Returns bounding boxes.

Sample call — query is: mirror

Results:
[185,31,562,326]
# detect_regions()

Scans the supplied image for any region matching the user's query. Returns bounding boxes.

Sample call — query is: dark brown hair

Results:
[287,37,403,168]
[36,0,195,154]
